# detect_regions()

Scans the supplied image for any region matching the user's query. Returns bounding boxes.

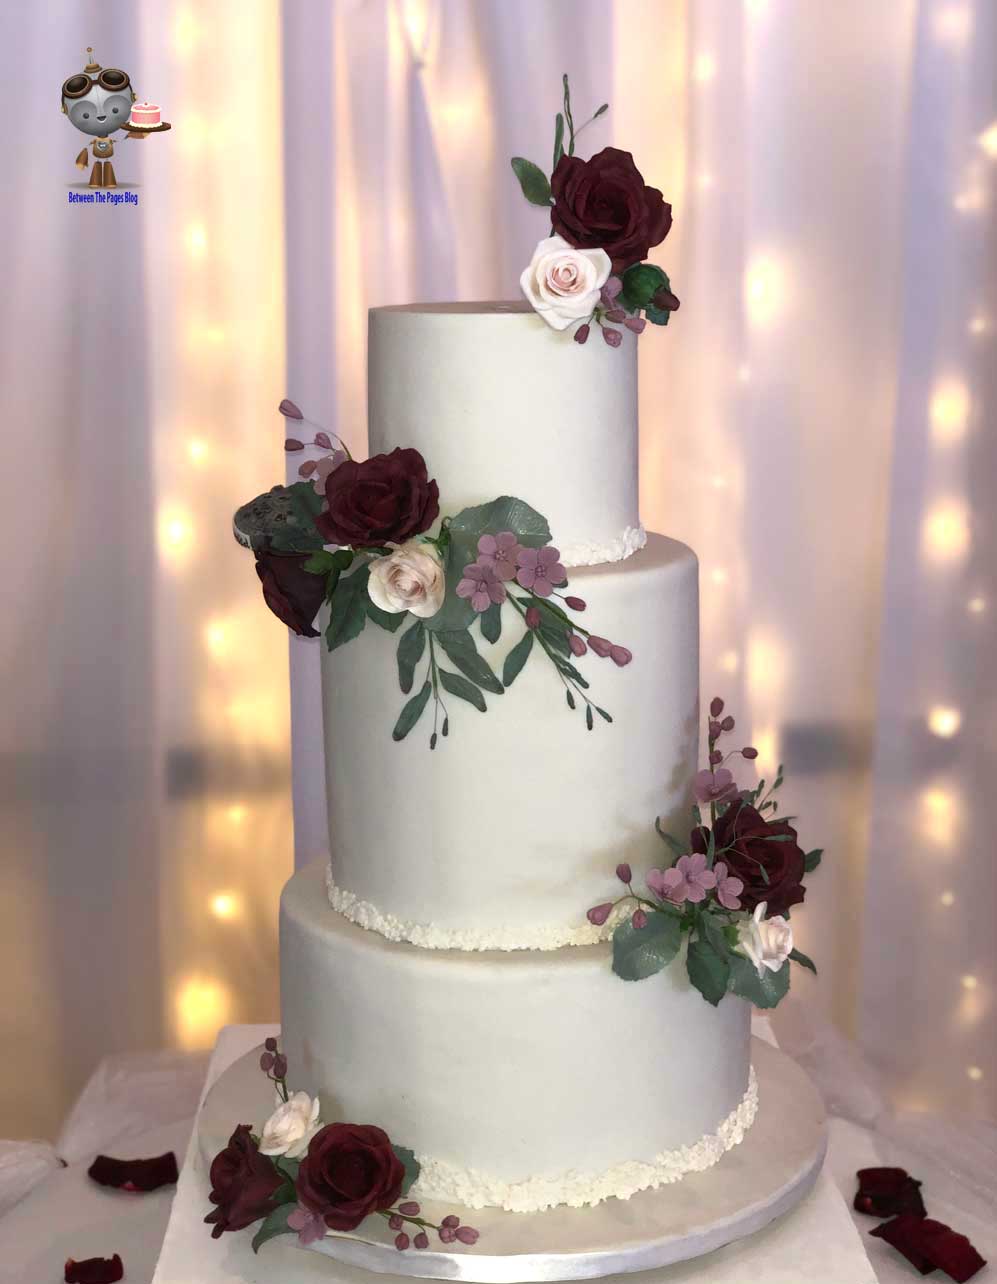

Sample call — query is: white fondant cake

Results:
[278,301,756,1215]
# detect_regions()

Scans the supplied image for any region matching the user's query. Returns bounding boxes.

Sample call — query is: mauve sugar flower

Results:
[693,767,739,806]
[516,546,566,597]
[476,531,522,581]
[647,853,717,905]
[616,862,632,884]
[287,1204,327,1246]
[587,902,613,926]
[713,861,744,911]
[456,562,507,612]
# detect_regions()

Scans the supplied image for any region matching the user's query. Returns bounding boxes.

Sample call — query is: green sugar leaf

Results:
[790,947,817,974]
[612,910,682,981]
[553,112,565,170]
[396,620,426,694]
[392,682,432,742]
[728,954,791,1008]
[804,848,823,873]
[366,601,405,632]
[479,602,502,645]
[687,938,731,1006]
[439,669,487,712]
[325,565,370,652]
[502,630,534,687]
[511,157,552,206]
[251,1203,296,1254]
[393,1144,421,1196]
[436,629,504,695]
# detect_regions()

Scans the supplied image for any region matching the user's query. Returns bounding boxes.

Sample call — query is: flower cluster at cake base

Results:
[587,698,822,1009]
[512,77,680,347]
[234,403,633,747]
[204,1036,479,1257]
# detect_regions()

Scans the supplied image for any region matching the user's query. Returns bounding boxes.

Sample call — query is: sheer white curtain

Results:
[1,0,993,1143]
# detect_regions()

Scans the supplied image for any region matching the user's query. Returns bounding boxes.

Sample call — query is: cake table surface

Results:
[150,1023,879,1284]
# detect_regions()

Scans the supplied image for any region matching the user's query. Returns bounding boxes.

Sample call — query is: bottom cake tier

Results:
[280,863,756,1213]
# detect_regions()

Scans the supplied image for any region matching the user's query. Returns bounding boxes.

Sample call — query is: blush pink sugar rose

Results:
[647,852,717,905]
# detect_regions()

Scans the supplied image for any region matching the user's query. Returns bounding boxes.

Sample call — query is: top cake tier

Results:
[368,303,641,567]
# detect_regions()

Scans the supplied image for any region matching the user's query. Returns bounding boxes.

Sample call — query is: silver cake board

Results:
[197,1036,827,1283]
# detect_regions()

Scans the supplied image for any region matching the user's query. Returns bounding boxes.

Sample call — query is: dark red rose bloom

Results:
[871,1214,987,1282]
[203,1124,284,1239]
[315,448,439,549]
[854,1167,926,1218]
[88,1151,179,1192]
[255,551,327,637]
[550,147,672,272]
[296,1123,405,1232]
[64,1257,124,1284]
[692,800,806,917]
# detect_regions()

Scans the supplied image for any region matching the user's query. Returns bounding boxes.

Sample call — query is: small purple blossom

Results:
[713,860,744,910]
[647,853,717,905]
[587,902,613,926]
[441,1215,460,1229]
[710,696,725,717]
[476,531,522,581]
[456,561,507,612]
[742,746,758,759]
[284,437,305,451]
[516,546,566,598]
[273,1053,288,1078]
[709,749,723,766]
[616,862,632,884]
[693,767,739,805]
[288,1203,327,1246]
[439,1227,457,1244]
[605,308,627,324]
[264,1037,278,1052]
[314,430,333,450]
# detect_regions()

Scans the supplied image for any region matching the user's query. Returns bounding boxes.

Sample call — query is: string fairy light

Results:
[922,500,970,563]
[745,256,788,328]
[927,706,962,739]
[939,890,956,907]
[693,52,716,84]
[719,650,740,674]
[967,1065,984,1082]
[977,121,997,158]
[921,787,956,843]
[175,976,231,1049]
[929,377,970,443]
[967,595,986,614]
[210,892,241,921]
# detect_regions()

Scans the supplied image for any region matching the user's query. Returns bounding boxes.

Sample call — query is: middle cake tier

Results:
[320,533,699,950]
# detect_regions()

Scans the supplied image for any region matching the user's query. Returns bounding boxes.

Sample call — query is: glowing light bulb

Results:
[929,378,970,443]
[745,256,787,327]
[204,619,229,657]
[210,892,240,920]
[933,4,972,46]
[227,804,248,824]
[696,173,715,191]
[693,53,716,84]
[968,314,989,336]
[922,501,970,563]
[185,223,207,259]
[939,890,955,907]
[711,568,729,586]
[175,977,231,1049]
[720,650,740,674]
[752,726,779,774]
[961,975,978,990]
[921,788,956,843]
[748,634,788,699]
[978,121,997,157]
[711,474,728,490]
[927,706,961,739]
[157,507,195,567]
[953,188,986,215]
[745,0,769,15]
[187,438,209,464]
[967,595,986,614]
[967,1065,983,1082]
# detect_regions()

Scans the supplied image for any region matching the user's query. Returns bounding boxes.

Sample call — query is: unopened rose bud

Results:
[565,596,586,611]
[624,316,646,334]
[651,286,681,312]
[721,715,735,731]
[632,908,648,930]
[264,1036,278,1052]
[602,326,623,348]
[605,308,627,324]
[588,635,612,657]
[610,645,632,667]
[259,1051,275,1073]
[710,697,725,717]
[525,606,541,629]
[616,862,632,884]
[389,1214,403,1230]
[441,1215,460,1229]
[439,1227,457,1244]
[742,746,758,759]
[283,438,304,451]
[568,633,587,657]
[709,719,722,738]
[587,902,613,926]
[314,431,332,449]
[414,1232,429,1249]
[395,1232,410,1251]
[456,1226,480,1245]
[398,1201,420,1216]
[574,323,590,345]
[273,1054,288,1079]
[709,749,723,766]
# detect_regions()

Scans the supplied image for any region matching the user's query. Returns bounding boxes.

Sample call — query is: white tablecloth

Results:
[0,1022,991,1284]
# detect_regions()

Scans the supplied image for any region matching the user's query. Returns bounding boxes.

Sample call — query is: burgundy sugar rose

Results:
[255,551,327,637]
[550,147,672,272]
[315,448,439,548]
[203,1123,284,1239]
[296,1123,405,1232]
[692,800,806,917]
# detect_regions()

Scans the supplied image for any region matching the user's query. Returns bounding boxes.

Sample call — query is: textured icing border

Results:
[412,1067,759,1213]
[325,866,615,951]
[560,523,647,568]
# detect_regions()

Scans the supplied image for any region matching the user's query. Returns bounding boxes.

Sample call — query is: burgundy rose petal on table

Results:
[88,1151,179,1192]
[853,1167,926,1218]
[870,1214,987,1282]
[64,1256,124,1284]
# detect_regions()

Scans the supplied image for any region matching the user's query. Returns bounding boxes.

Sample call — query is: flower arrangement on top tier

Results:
[512,76,680,346]
[586,698,823,1009]
[204,1036,480,1256]
[233,400,632,747]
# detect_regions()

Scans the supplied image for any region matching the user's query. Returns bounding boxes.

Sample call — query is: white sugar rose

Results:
[519,235,612,331]
[259,1091,321,1159]
[736,902,794,977]
[367,540,444,619]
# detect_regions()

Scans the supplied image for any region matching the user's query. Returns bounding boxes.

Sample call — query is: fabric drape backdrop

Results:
[1,0,993,1141]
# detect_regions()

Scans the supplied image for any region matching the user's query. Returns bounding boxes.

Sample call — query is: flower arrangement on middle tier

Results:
[234,400,632,748]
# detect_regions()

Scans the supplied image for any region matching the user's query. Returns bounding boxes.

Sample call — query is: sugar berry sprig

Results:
[586,860,686,930]
[377,1201,480,1251]
[279,397,353,466]
[258,1036,289,1105]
